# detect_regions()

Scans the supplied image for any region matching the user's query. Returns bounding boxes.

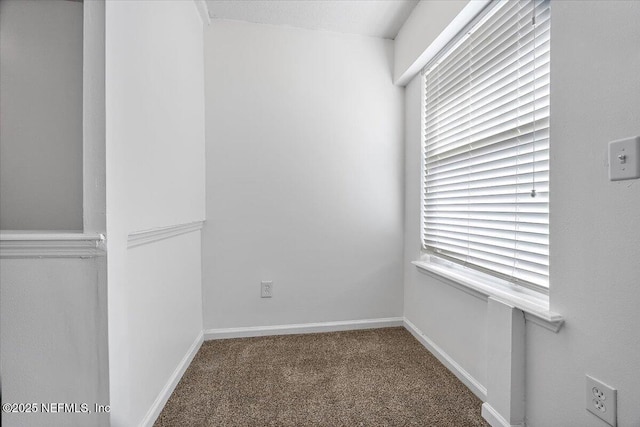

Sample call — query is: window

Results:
[421,0,550,291]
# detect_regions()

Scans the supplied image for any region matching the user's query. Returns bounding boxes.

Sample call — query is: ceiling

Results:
[205,0,419,40]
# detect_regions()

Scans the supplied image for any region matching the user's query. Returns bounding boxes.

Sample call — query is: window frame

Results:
[418,0,551,296]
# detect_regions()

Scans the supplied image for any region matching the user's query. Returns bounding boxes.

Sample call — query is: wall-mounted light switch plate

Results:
[609,136,640,181]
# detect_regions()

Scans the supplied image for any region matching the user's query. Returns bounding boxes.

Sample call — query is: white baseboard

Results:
[204,317,404,340]
[403,317,487,402]
[482,403,525,427]
[139,331,204,427]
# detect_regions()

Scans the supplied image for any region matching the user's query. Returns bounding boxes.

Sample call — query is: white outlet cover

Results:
[261,280,273,298]
[609,136,640,181]
[586,375,617,426]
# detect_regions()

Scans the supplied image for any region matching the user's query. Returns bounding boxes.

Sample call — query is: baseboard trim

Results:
[139,331,204,427]
[482,403,525,427]
[403,317,487,402]
[204,317,404,340]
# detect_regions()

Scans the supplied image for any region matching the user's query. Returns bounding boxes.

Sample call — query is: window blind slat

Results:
[426,159,549,188]
[425,63,550,137]
[426,107,550,158]
[423,211,549,224]
[422,0,551,290]
[425,25,551,114]
[426,93,550,150]
[425,222,548,244]
[428,10,550,104]
[425,240,549,271]
[424,240,549,275]
[426,150,550,183]
[426,182,550,201]
[430,249,549,287]
[425,38,550,126]
[427,138,549,176]
[426,0,522,78]
[429,0,547,89]
[425,124,550,170]
[426,217,548,234]
[426,126,549,168]
[425,73,550,138]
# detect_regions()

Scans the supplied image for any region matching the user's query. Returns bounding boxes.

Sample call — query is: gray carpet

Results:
[154,327,489,426]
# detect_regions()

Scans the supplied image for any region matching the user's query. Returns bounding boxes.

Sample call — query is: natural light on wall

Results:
[421,0,551,291]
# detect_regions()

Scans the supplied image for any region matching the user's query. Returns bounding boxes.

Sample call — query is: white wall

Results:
[202,20,404,330]
[125,233,204,423]
[393,0,467,85]
[402,1,640,426]
[105,1,206,425]
[0,0,83,230]
[0,257,109,427]
[526,2,640,426]
[105,1,205,232]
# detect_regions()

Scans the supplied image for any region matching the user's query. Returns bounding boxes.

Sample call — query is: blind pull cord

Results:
[530,0,537,198]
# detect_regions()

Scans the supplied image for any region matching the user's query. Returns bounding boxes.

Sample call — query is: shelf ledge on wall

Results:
[412,259,564,333]
[0,231,106,259]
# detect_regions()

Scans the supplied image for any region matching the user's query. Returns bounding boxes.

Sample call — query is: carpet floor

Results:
[154,327,489,427]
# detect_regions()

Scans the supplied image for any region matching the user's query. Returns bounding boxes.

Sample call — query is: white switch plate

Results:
[609,136,640,181]
[586,375,617,426]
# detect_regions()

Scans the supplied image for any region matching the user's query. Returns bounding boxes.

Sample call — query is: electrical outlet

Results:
[260,281,273,298]
[586,375,617,426]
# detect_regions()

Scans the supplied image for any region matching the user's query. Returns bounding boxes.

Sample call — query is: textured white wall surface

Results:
[0,0,83,230]
[0,258,109,427]
[202,20,404,330]
[401,1,640,426]
[105,1,206,425]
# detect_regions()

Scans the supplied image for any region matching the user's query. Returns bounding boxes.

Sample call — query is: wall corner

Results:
[193,0,211,26]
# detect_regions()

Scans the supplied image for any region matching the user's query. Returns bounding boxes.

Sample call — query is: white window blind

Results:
[422,0,550,290]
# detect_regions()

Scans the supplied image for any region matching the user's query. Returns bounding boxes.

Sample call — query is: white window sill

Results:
[412,257,564,333]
